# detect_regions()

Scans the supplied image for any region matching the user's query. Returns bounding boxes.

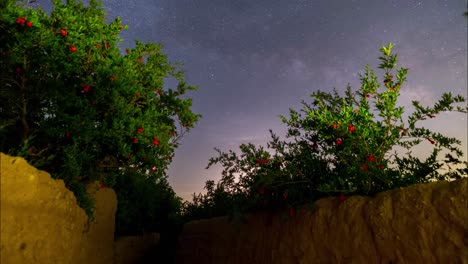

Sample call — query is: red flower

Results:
[339,193,345,201]
[100,183,106,189]
[365,93,370,98]
[391,87,397,91]
[94,43,101,48]
[289,208,294,217]
[110,76,115,81]
[70,45,77,52]
[378,164,385,169]
[105,43,110,50]
[348,125,355,132]
[263,158,268,164]
[258,188,264,195]
[135,93,140,98]
[16,17,26,24]
[83,85,90,93]
[60,29,67,36]
[133,137,138,143]
[332,124,337,129]
[256,159,261,164]
[283,193,288,199]
[153,138,159,145]
[26,21,32,27]
[157,90,161,96]
[428,139,435,144]
[16,68,22,74]
[150,166,156,172]
[137,127,143,134]
[367,155,375,162]
[185,121,190,127]
[362,164,367,171]
[336,138,342,145]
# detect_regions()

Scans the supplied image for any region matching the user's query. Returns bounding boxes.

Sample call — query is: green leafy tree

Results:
[181,43,467,225]
[0,0,201,226]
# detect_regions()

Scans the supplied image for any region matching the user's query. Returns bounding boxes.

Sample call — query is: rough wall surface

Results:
[0,153,117,264]
[176,178,468,264]
[114,232,160,264]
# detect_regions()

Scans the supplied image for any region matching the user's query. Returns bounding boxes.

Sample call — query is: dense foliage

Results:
[0,0,200,236]
[180,43,468,225]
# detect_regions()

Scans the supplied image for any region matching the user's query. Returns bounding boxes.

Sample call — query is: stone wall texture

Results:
[176,178,468,264]
[0,153,159,264]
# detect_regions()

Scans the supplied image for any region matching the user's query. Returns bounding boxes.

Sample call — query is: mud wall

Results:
[176,178,468,264]
[0,153,159,264]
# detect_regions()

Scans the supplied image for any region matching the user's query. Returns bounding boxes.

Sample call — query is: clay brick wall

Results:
[0,153,160,264]
[175,178,468,263]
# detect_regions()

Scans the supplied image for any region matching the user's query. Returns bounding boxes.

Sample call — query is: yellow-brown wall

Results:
[176,177,468,263]
[0,153,160,264]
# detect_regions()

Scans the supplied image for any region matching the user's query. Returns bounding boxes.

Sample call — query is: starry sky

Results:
[35,0,467,202]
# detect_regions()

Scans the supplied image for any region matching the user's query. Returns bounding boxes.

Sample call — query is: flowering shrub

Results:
[181,43,467,224]
[0,0,200,229]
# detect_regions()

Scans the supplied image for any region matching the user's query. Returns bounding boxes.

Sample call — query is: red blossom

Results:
[339,193,345,201]
[83,85,90,93]
[126,48,130,54]
[70,45,77,53]
[378,164,385,169]
[258,188,264,195]
[94,43,101,48]
[365,93,370,98]
[428,139,435,145]
[100,183,106,189]
[283,193,288,199]
[150,166,156,172]
[26,21,32,27]
[263,158,268,164]
[348,125,355,132]
[367,155,375,162]
[335,138,342,145]
[60,29,67,36]
[362,164,367,171]
[157,90,162,96]
[332,124,337,129]
[135,93,140,98]
[153,138,159,145]
[256,159,261,164]
[137,128,143,134]
[16,17,26,24]
[105,43,110,50]
[185,121,190,127]
[110,76,115,81]
[133,137,138,144]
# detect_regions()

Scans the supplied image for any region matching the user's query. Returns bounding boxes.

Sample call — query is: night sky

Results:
[36,0,467,202]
